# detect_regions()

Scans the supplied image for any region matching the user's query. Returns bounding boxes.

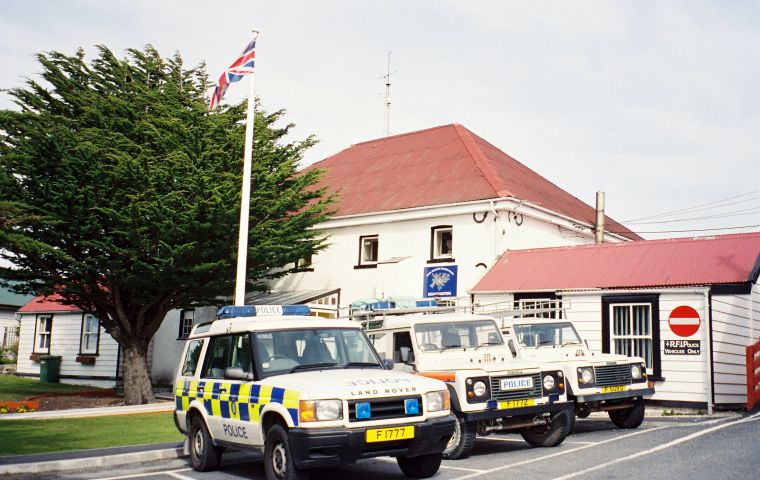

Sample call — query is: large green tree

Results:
[0,46,332,404]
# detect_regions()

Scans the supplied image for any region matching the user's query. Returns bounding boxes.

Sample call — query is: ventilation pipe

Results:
[595,191,605,244]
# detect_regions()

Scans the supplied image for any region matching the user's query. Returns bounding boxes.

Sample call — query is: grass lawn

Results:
[0,375,112,401]
[0,412,184,456]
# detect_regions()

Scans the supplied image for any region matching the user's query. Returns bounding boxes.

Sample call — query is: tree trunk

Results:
[122,344,156,405]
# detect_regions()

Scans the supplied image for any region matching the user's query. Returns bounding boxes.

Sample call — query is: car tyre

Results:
[397,452,443,478]
[189,415,223,471]
[520,408,572,447]
[608,398,645,429]
[264,424,310,480]
[443,413,477,459]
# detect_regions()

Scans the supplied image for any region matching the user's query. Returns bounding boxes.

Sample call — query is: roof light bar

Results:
[217,304,311,319]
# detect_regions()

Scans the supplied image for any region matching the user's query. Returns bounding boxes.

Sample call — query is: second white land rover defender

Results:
[362,313,573,459]
[501,320,655,430]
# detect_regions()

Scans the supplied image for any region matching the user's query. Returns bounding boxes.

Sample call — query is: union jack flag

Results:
[209,34,258,110]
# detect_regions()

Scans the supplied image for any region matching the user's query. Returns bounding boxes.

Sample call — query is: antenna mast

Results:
[383,51,395,136]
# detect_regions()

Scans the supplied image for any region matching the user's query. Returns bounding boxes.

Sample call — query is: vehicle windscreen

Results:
[254,328,382,378]
[513,322,582,348]
[413,320,503,351]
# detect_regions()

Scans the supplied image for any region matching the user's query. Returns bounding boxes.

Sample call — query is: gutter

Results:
[313,197,634,243]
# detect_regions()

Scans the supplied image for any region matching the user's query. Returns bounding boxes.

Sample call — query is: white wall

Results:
[711,283,760,406]
[272,203,598,310]
[150,306,217,386]
[475,289,714,405]
[16,312,120,388]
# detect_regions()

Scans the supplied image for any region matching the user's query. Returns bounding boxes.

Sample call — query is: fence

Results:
[748,338,760,412]
[1,325,19,348]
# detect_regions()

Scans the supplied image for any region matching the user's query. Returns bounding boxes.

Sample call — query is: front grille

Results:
[489,373,543,401]
[594,364,632,386]
[347,395,422,422]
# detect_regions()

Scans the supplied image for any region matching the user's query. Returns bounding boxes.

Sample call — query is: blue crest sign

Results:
[423,265,458,298]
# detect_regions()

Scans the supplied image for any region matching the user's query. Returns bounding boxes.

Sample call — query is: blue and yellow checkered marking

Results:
[175,380,300,426]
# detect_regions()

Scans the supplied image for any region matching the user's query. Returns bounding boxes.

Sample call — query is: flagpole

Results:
[234,30,259,306]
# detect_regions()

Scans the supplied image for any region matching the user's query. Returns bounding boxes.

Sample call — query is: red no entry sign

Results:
[669,305,701,337]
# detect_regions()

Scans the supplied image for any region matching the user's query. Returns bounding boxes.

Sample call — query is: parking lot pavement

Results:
[26,411,760,480]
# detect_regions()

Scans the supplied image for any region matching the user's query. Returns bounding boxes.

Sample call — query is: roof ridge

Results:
[452,124,513,198]
[351,123,458,148]
[506,231,760,255]
[301,124,460,172]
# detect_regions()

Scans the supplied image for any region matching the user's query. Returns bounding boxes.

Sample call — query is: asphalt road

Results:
[28,410,760,480]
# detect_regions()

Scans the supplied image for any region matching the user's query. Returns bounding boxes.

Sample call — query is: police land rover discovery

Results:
[173,305,455,480]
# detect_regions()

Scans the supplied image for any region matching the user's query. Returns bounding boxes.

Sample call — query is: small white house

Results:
[16,294,121,388]
[470,232,760,411]
[0,284,32,348]
[270,124,640,309]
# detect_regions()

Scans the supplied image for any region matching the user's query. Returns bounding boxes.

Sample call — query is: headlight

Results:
[578,367,594,385]
[631,364,642,380]
[426,390,450,412]
[542,374,555,391]
[299,399,342,422]
[473,380,487,397]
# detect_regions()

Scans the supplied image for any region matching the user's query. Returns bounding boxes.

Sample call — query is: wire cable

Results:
[622,189,760,223]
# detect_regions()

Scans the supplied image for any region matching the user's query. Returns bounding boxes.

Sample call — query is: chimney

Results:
[595,191,605,244]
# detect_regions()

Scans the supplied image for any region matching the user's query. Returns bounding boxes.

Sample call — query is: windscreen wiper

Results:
[342,361,382,369]
[475,341,502,350]
[290,362,337,373]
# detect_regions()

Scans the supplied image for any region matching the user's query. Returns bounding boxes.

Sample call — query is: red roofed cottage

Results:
[16,293,122,387]
[470,233,760,410]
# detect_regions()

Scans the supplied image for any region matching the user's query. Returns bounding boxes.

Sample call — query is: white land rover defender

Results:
[501,320,655,430]
[173,305,455,480]
[362,313,573,459]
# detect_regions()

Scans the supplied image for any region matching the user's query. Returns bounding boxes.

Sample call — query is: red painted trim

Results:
[747,338,760,412]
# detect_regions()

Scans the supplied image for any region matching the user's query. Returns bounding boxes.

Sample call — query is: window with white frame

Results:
[431,226,453,260]
[179,309,195,339]
[80,314,100,354]
[358,235,379,266]
[610,303,653,372]
[515,297,562,319]
[34,315,53,353]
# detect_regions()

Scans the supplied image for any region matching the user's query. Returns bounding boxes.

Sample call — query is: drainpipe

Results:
[703,288,714,415]
[595,191,605,244]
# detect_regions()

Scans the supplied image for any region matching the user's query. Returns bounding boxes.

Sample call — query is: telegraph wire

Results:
[622,188,760,223]
[625,207,760,225]
[611,224,760,234]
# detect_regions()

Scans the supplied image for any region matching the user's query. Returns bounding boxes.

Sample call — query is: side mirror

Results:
[507,339,517,357]
[224,366,252,380]
[383,358,395,370]
[399,346,410,363]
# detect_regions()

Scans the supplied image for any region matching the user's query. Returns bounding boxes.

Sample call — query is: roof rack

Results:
[217,304,311,319]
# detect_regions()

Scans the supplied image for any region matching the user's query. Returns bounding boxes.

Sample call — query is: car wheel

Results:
[609,398,645,429]
[443,412,477,459]
[520,408,572,447]
[397,452,443,478]
[264,424,310,480]
[189,415,223,471]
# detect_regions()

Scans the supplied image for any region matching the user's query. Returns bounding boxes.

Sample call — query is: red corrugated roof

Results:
[18,293,81,313]
[471,232,760,292]
[306,124,640,240]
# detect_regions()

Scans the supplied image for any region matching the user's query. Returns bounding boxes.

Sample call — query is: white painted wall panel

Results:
[15,312,119,387]
[272,205,597,311]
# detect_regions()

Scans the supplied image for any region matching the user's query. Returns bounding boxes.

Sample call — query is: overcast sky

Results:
[2,0,759,240]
